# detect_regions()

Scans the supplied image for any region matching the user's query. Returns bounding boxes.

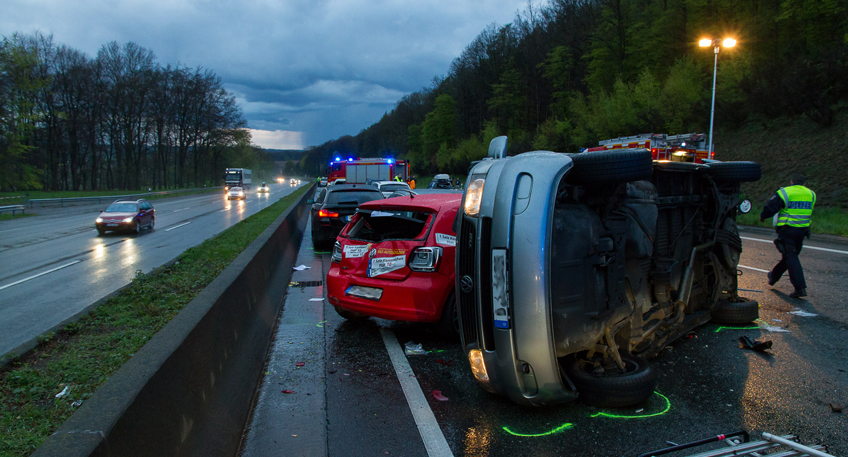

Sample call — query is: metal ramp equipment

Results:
[636,431,834,457]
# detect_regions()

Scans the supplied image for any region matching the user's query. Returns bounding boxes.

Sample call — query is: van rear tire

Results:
[567,149,654,185]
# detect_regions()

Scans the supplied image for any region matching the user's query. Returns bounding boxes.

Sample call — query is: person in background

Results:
[409,176,416,190]
[760,173,816,298]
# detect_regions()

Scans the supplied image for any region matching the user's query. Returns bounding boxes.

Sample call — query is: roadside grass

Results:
[0,214,35,222]
[0,186,309,456]
[737,206,848,237]
[0,187,223,204]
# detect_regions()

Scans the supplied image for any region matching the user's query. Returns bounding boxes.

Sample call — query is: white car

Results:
[227,187,245,200]
[373,180,411,198]
[257,183,270,193]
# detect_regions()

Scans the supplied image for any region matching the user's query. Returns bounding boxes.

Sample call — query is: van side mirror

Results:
[488,136,508,159]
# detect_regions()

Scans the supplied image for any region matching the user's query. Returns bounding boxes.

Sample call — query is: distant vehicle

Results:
[330,178,346,185]
[327,157,409,184]
[586,133,712,163]
[427,174,454,189]
[290,178,301,185]
[386,189,463,199]
[327,193,462,337]
[227,187,246,200]
[309,184,383,249]
[257,182,270,193]
[225,168,251,190]
[95,199,155,235]
[319,178,328,187]
[373,180,411,198]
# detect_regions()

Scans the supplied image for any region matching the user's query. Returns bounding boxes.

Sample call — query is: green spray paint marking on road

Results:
[316,320,327,328]
[502,423,573,437]
[590,391,671,419]
[714,319,768,333]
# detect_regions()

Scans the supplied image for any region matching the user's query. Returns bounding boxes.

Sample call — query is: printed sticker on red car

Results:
[435,233,456,246]
[344,243,372,259]
[367,254,407,277]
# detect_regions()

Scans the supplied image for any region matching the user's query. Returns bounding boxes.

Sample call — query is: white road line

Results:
[165,222,192,232]
[739,264,770,273]
[0,260,82,291]
[171,208,190,213]
[220,208,230,212]
[380,328,453,457]
[741,236,848,255]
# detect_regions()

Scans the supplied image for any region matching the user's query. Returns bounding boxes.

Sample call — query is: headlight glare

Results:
[468,349,489,382]
[464,178,485,217]
[122,217,134,223]
[95,217,103,223]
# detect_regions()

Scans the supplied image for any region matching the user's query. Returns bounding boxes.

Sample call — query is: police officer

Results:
[760,173,816,298]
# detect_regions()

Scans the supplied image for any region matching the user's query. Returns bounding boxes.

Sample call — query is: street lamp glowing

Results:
[699,38,712,47]
[723,38,736,48]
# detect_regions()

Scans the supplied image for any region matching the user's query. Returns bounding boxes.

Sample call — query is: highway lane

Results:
[0,181,309,359]
[243,226,848,456]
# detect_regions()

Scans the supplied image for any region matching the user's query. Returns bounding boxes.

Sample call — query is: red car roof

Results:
[360,193,462,212]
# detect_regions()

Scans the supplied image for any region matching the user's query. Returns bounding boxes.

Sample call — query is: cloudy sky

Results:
[3,0,536,149]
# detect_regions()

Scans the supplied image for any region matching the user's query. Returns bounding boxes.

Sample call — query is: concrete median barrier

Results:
[33,186,314,457]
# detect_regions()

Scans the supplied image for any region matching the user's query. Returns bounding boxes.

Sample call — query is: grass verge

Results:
[0,185,309,456]
[737,206,848,237]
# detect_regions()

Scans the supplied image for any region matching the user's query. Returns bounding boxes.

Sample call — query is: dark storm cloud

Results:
[3,0,534,148]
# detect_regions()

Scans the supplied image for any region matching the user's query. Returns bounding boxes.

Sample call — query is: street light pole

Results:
[699,37,735,160]
[708,41,719,160]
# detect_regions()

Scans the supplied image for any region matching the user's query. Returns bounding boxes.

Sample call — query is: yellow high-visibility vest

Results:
[777,185,815,228]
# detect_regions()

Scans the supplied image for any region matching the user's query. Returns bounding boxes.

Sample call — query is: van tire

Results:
[567,149,654,185]
[706,161,762,182]
[711,298,759,324]
[564,353,657,407]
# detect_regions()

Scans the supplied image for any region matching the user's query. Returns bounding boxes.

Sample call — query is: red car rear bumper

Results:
[327,266,454,323]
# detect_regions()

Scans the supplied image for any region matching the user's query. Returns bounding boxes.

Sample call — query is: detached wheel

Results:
[333,305,368,321]
[711,298,759,324]
[706,161,761,182]
[567,148,654,185]
[564,353,657,407]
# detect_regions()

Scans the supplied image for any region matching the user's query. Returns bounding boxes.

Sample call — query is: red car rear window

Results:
[346,210,433,242]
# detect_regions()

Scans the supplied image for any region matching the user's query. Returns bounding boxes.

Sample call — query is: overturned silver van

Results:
[456,137,761,407]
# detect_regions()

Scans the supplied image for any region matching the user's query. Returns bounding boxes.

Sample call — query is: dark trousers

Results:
[770,226,808,291]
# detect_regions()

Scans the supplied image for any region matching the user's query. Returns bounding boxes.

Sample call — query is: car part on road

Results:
[636,431,833,457]
[738,335,773,352]
[456,136,761,407]
[711,298,759,324]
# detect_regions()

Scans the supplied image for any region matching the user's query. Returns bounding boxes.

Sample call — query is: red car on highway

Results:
[326,193,461,337]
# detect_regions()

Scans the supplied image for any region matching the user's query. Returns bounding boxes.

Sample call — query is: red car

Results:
[326,193,461,336]
[95,199,155,235]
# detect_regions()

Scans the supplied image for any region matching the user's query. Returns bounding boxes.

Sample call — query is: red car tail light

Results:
[409,247,443,272]
[319,209,339,218]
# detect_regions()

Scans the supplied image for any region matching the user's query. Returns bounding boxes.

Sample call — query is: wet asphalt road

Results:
[241,222,848,456]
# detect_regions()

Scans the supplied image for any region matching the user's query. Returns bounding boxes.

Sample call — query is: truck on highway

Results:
[455,136,761,407]
[224,168,252,190]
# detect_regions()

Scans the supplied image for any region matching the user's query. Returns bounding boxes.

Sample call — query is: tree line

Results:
[0,33,273,192]
[300,0,847,177]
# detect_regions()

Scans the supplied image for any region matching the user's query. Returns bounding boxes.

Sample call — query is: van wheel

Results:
[564,353,657,407]
[333,306,368,321]
[567,148,654,185]
[706,161,762,182]
[711,298,759,324]
[436,291,459,341]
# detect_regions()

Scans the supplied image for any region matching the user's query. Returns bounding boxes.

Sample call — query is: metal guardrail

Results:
[27,187,223,207]
[0,205,26,215]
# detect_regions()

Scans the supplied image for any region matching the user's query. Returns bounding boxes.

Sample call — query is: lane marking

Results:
[738,264,770,273]
[741,236,848,255]
[380,328,453,457]
[0,260,82,291]
[220,208,230,212]
[171,208,190,213]
[165,222,192,232]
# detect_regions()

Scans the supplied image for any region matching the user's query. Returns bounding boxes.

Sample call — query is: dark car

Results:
[427,174,454,190]
[456,136,761,407]
[95,199,155,235]
[310,184,383,249]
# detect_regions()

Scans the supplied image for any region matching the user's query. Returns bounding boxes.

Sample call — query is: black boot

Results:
[767,271,777,286]
[789,288,806,298]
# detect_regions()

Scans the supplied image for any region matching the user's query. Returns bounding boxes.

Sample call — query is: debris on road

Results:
[296,362,305,367]
[738,288,763,293]
[830,403,842,413]
[789,309,818,317]
[293,265,311,271]
[282,390,295,394]
[55,386,71,398]
[404,341,426,355]
[739,336,773,352]
[435,359,452,366]
[432,390,449,401]
[309,297,323,301]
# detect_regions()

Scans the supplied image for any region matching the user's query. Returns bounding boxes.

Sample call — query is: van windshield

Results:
[347,210,433,241]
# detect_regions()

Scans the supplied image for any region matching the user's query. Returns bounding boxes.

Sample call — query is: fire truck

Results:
[586,133,711,163]
[327,157,410,184]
